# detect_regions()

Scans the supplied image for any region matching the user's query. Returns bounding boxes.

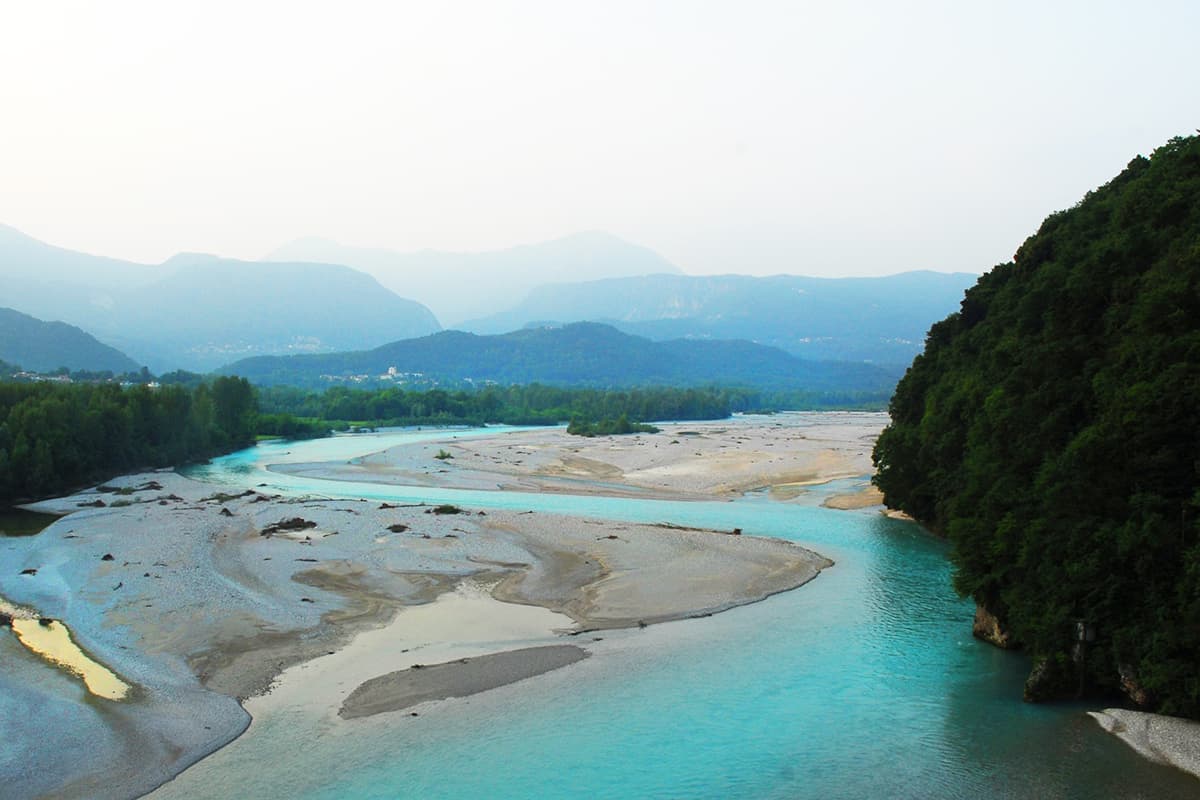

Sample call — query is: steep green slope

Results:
[0,307,140,373]
[221,321,899,394]
[872,135,1200,715]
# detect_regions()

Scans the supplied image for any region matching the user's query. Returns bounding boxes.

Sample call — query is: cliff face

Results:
[872,135,1200,717]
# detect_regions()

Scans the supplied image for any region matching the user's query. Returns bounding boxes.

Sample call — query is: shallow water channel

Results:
[168,424,1197,799]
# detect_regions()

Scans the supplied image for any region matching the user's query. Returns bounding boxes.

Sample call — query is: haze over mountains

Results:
[0,225,440,372]
[2,222,975,383]
[462,271,979,365]
[264,231,683,326]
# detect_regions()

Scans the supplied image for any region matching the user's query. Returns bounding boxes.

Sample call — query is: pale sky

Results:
[1,1,1197,277]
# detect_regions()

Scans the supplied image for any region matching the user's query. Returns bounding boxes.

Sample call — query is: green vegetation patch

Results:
[567,414,660,437]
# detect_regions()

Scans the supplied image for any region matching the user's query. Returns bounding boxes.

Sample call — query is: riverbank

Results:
[1,415,841,799]
[1090,709,1200,780]
[274,412,887,503]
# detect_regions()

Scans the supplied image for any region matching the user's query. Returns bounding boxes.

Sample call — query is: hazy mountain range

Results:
[0,307,139,374]
[461,271,979,365]
[264,231,683,326]
[0,225,440,372]
[1,222,976,381]
[219,321,900,392]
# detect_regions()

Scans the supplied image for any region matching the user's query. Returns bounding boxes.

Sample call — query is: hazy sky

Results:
[1,1,1197,277]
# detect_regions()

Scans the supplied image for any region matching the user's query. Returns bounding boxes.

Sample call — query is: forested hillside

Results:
[0,307,140,374]
[222,321,899,396]
[872,136,1200,715]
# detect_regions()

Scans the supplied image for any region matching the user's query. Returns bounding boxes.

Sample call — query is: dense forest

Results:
[0,377,255,503]
[872,136,1200,716]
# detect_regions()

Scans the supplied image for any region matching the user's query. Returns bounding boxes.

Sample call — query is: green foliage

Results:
[0,376,257,503]
[567,413,660,437]
[433,449,454,460]
[258,384,734,427]
[255,413,330,440]
[221,322,900,394]
[872,135,1200,716]
[256,383,885,431]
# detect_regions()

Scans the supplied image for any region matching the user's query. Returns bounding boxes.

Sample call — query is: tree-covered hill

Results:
[0,307,140,374]
[219,321,900,395]
[872,135,1200,716]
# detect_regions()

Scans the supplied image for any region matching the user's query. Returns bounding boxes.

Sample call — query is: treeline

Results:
[256,384,886,429]
[872,135,1200,716]
[0,377,255,503]
[0,375,886,504]
[257,384,735,427]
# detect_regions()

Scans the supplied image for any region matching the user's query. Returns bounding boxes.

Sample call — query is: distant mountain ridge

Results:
[264,231,683,325]
[462,271,979,365]
[0,307,139,373]
[0,225,441,372]
[107,257,441,371]
[219,321,900,393]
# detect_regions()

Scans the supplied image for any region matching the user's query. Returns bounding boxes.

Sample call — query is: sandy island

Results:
[275,412,886,503]
[0,413,886,799]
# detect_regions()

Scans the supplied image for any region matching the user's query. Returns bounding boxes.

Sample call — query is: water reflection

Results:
[0,507,58,537]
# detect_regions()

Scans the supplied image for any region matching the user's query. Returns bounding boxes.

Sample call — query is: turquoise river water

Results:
[177,424,1196,799]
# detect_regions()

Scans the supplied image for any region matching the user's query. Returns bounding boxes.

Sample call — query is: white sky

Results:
[1,1,1197,276]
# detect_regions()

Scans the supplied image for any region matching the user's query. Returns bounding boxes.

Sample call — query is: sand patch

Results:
[340,645,588,719]
[823,486,885,510]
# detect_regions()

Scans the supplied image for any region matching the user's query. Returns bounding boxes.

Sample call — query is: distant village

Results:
[316,367,496,389]
[9,370,162,388]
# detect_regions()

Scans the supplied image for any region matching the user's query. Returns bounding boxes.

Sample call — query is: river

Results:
[166,423,1195,799]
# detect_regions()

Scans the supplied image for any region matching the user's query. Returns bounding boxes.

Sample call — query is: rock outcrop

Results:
[971,603,1017,649]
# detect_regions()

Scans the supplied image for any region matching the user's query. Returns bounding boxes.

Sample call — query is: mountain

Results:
[872,135,1200,715]
[0,223,157,329]
[263,231,683,326]
[104,256,442,371]
[462,271,979,366]
[219,321,900,393]
[0,227,442,372]
[0,307,139,373]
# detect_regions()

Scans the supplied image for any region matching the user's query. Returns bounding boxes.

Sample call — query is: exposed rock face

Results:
[1119,663,1154,708]
[972,603,1017,649]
